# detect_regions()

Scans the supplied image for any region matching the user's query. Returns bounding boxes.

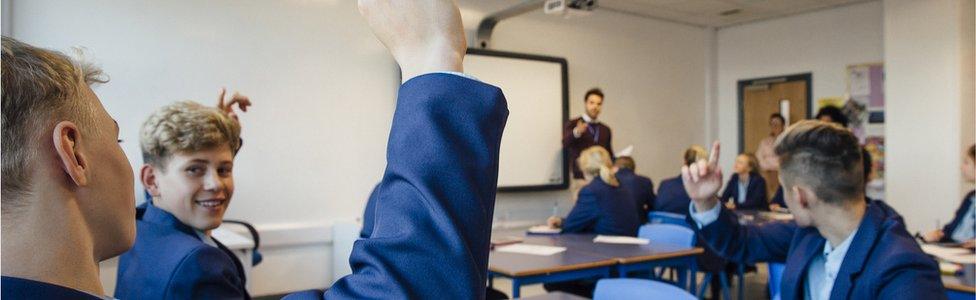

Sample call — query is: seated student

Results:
[923,144,976,245]
[115,96,252,299]
[614,156,656,223]
[547,146,641,237]
[683,121,945,300]
[654,145,708,215]
[720,153,768,210]
[1,37,136,299]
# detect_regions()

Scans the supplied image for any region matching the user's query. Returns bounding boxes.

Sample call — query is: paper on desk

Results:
[495,244,566,256]
[921,244,976,264]
[593,235,650,245]
[527,225,561,235]
[760,212,795,221]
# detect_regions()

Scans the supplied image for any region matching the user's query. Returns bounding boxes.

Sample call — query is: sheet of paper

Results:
[527,225,561,235]
[942,253,976,265]
[593,235,650,245]
[495,244,566,256]
[921,244,972,257]
[760,211,795,221]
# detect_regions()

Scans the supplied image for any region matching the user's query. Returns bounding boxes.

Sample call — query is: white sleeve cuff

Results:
[429,71,479,82]
[573,130,582,138]
[689,201,721,228]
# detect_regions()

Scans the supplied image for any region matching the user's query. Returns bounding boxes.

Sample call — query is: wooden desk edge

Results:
[616,247,705,264]
[489,259,618,277]
[945,281,976,293]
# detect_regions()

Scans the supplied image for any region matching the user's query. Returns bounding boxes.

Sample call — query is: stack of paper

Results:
[495,244,566,256]
[593,235,650,245]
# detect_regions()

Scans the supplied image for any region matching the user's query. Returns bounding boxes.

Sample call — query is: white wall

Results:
[460,3,710,224]
[8,0,394,295]
[714,1,884,176]
[883,0,975,233]
[10,0,709,295]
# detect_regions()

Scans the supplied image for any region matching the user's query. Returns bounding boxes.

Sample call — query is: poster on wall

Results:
[849,63,885,200]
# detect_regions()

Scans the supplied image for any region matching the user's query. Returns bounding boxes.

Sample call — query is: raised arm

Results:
[324,1,509,298]
[683,142,794,264]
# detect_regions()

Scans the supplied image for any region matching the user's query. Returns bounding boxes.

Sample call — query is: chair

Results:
[767,263,785,300]
[647,211,688,226]
[594,278,696,300]
[637,224,696,290]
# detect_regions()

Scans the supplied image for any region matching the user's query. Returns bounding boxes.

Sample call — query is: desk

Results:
[489,233,703,298]
[489,248,616,298]
[735,210,793,225]
[943,263,975,300]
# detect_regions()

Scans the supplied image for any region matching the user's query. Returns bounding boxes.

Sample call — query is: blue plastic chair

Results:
[594,278,696,300]
[767,263,785,300]
[638,223,695,247]
[648,211,688,226]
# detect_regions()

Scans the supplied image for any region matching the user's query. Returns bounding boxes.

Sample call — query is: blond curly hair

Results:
[140,101,241,169]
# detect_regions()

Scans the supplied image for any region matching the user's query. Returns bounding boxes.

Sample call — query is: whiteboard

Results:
[463,49,568,191]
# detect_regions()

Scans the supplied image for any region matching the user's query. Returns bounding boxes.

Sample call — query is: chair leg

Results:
[697,273,712,299]
[719,272,731,300]
[736,264,745,300]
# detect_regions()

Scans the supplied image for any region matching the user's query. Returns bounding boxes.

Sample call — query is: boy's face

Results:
[151,145,235,232]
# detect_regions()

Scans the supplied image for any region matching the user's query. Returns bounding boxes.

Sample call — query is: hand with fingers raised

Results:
[682,141,724,212]
[215,87,252,124]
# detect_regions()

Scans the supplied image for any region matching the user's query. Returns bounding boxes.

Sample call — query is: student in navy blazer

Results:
[720,153,768,211]
[614,156,656,223]
[116,96,252,299]
[684,122,944,300]
[549,147,640,237]
[924,145,976,244]
[2,37,138,299]
[653,145,708,215]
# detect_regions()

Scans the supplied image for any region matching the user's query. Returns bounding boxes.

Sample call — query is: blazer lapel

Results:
[829,205,884,299]
[781,229,824,300]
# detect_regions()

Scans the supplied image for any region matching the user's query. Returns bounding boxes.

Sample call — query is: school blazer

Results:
[720,172,768,210]
[297,73,509,299]
[939,190,976,243]
[615,168,656,223]
[1,276,104,300]
[688,201,946,300]
[561,177,641,237]
[655,175,693,216]
[115,202,249,300]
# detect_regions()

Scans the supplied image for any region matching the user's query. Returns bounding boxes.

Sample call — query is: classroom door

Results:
[738,74,811,197]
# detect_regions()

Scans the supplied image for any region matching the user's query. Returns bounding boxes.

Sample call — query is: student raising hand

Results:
[682,141,724,211]
[357,0,466,81]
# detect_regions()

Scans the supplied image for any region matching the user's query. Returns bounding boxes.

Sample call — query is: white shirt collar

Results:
[581,113,599,124]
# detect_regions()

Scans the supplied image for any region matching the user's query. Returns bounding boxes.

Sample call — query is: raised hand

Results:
[682,141,723,211]
[216,87,251,123]
[357,0,466,81]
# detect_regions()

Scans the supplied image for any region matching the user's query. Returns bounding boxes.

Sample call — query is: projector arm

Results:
[476,0,545,48]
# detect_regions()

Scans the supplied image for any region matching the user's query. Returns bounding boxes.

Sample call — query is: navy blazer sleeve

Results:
[166,247,246,300]
[562,191,599,234]
[324,74,508,299]
[746,175,768,209]
[688,207,795,264]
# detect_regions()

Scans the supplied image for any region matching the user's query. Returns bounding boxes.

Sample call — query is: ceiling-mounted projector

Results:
[544,0,597,17]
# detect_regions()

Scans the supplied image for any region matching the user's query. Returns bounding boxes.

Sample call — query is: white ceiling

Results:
[459,0,877,28]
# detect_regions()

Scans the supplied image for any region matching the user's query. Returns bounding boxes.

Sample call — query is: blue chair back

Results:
[594,278,696,300]
[638,223,694,247]
[647,211,688,227]
[768,263,786,300]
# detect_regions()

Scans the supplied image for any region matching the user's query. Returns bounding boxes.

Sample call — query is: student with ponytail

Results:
[547,146,640,237]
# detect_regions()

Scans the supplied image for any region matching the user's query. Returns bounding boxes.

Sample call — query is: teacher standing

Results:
[563,88,613,198]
